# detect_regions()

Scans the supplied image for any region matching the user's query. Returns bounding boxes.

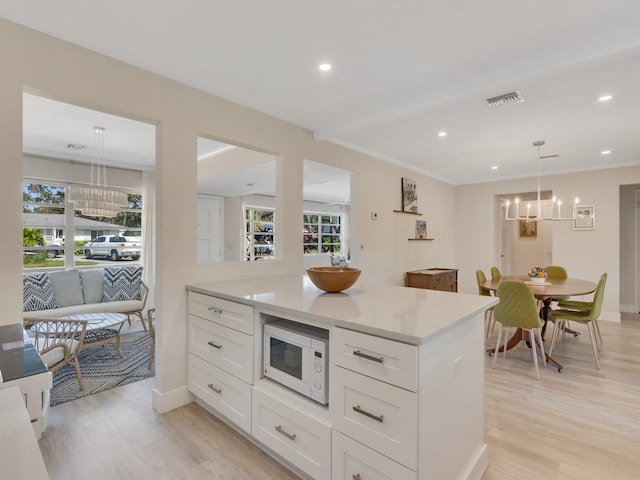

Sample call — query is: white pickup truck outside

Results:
[84,235,141,261]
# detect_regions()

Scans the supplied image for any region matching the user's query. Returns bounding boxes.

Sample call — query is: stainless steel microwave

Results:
[263,319,329,404]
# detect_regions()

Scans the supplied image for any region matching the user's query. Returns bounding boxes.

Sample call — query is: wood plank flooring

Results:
[38,315,640,479]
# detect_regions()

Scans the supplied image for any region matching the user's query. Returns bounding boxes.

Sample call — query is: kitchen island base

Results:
[187,275,496,480]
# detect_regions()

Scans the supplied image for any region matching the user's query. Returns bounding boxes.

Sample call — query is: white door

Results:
[197,195,223,263]
[499,202,511,275]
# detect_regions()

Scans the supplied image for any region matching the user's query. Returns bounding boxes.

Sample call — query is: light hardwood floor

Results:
[38,315,640,479]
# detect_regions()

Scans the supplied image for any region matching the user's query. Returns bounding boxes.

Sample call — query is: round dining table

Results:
[482,275,597,371]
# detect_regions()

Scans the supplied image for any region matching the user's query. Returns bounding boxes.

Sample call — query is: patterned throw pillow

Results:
[102,266,143,302]
[23,273,58,311]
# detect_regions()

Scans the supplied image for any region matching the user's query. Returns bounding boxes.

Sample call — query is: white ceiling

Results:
[6,1,640,185]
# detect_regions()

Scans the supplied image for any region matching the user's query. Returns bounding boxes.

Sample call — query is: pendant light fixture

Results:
[505,140,579,222]
[67,126,128,217]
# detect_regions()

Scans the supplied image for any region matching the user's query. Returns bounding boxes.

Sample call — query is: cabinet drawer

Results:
[189,315,253,383]
[252,387,331,480]
[188,354,251,433]
[189,291,254,335]
[332,430,416,480]
[331,367,418,470]
[332,327,417,391]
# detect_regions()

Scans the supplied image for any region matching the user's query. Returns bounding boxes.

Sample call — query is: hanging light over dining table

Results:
[67,126,129,217]
[504,140,580,222]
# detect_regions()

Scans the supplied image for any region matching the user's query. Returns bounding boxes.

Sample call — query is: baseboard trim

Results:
[599,311,621,323]
[464,443,489,480]
[152,384,193,414]
[620,304,637,314]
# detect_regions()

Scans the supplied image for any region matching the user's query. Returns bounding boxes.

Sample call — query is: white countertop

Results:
[187,274,497,345]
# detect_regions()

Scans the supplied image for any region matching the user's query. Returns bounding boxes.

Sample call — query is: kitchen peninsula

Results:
[186,274,497,480]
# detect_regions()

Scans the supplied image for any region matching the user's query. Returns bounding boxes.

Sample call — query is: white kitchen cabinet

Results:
[189,291,254,335]
[188,291,254,433]
[187,276,494,480]
[331,331,419,470]
[332,326,418,391]
[332,430,416,480]
[188,354,252,433]
[189,315,253,383]
[252,386,331,480]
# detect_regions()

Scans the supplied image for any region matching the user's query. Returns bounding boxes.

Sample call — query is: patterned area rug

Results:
[51,331,154,406]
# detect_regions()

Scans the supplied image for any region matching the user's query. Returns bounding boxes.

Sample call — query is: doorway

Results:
[497,193,554,275]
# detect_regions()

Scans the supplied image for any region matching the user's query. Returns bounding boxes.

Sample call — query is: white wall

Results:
[0,18,456,413]
[619,184,639,311]
[456,167,640,321]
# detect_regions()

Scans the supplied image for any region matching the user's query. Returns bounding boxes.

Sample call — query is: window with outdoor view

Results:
[245,207,275,261]
[22,180,143,270]
[303,213,342,254]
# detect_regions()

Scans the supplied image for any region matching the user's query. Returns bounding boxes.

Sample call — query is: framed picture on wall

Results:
[519,218,537,237]
[415,220,427,239]
[401,178,418,213]
[573,205,595,230]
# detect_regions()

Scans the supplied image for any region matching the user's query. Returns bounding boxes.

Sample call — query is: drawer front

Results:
[332,430,416,480]
[189,291,254,335]
[331,367,418,470]
[406,274,432,289]
[188,354,251,433]
[332,327,417,391]
[189,315,253,383]
[252,387,331,480]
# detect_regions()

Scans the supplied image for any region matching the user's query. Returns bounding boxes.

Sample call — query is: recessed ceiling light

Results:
[598,94,613,102]
[601,149,611,155]
[437,131,447,137]
[491,166,498,170]
[318,63,332,72]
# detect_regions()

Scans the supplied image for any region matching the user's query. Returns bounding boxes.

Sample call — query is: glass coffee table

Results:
[64,312,128,357]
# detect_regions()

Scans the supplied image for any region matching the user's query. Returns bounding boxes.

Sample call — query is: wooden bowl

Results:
[306,267,361,293]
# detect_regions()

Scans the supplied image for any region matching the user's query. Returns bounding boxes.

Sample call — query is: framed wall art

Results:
[519,218,537,237]
[402,177,418,213]
[415,220,427,239]
[573,205,595,230]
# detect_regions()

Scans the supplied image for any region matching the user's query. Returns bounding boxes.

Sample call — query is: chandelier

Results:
[504,140,579,222]
[67,127,128,218]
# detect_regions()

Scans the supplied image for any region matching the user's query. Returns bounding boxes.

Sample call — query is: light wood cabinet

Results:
[406,267,458,292]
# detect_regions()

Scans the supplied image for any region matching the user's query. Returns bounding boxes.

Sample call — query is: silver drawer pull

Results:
[353,405,384,423]
[274,425,297,441]
[353,474,362,480]
[353,350,384,364]
[207,384,222,394]
[208,307,223,314]
[207,340,222,349]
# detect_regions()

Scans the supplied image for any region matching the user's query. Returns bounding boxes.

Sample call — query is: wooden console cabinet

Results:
[406,268,458,292]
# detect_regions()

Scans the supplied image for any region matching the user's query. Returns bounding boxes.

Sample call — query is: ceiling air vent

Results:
[486,90,525,108]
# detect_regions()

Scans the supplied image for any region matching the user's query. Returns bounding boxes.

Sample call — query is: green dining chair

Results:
[476,269,495,338]
[556,274,605,348]
[549,273,607,369]
[492,281,546,380]
[543,265,570,323]
[490,266,502,281]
